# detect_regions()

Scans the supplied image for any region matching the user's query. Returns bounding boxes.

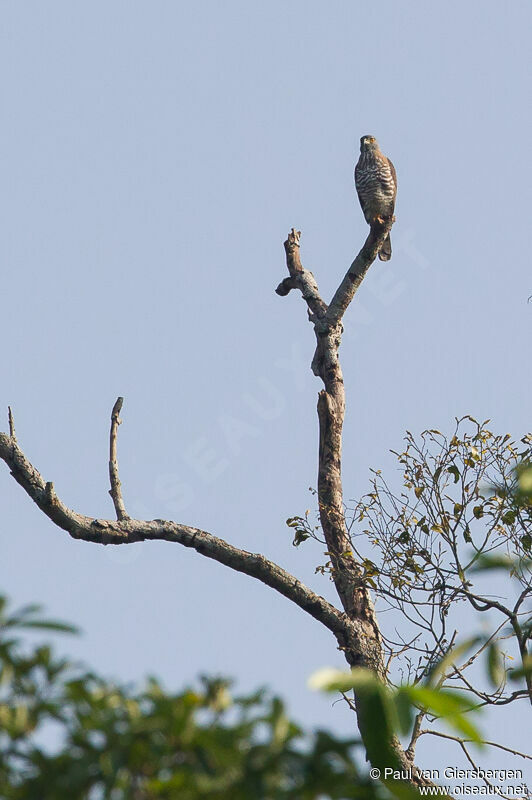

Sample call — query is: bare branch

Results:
[273,224,446,788]
[420,730,532,799]
[458,587,514,619]
[325,217,394,325]
[514,586,532,615]
[0,215,449,792]
[419,728,532,761]
[7,406,16,442]
[0,421,363,655]
[276,228,328,319]
[108,397,130,521]
[406,708,427,761]
[474,690,530,706]
[277,228,389,672]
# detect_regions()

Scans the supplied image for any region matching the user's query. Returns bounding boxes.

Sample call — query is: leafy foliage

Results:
[0,594,388,800]
[309,666,482,752]
[343,418,532,692]
[301,419,531,777]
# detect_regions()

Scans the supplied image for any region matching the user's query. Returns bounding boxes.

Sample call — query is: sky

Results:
[1,0,531,785]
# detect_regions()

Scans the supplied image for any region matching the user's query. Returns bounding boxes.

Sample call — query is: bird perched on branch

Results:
[355,135,397,261]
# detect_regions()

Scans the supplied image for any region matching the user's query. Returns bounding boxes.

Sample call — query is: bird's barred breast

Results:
[355,146,396,231]
[355,163,395,198]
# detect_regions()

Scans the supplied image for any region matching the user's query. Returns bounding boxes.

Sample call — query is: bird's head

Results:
[360,135,379,153]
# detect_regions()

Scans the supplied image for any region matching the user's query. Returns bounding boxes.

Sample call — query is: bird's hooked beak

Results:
[361,135,377,149]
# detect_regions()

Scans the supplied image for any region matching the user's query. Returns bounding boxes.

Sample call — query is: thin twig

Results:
[7,407,16,442]
[406,708,427,761]
[457,740,509,797]
[0,421,360,653]
[419,728,532,760]
[326,217,394,325]
[108,397,129,521]
[276,228,328,320]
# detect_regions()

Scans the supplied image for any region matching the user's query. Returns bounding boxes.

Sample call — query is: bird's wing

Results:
[386,157,397,196]
[355,189,372,223]
[354,160,361,188]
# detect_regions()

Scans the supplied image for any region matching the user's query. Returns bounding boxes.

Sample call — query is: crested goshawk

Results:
[354,135,397,261]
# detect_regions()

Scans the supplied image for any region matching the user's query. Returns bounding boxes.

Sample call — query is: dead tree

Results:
[0,216,444,788]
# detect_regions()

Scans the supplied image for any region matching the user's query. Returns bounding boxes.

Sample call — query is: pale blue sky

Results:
[1,0,531,782]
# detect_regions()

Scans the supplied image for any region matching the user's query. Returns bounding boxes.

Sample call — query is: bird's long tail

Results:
[379,234,392,261]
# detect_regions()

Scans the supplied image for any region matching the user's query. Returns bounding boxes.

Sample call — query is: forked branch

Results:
[276,222,394,670]
[1,220,444,788]
[0,406,363,657]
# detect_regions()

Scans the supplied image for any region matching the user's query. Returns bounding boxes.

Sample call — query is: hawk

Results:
[355,135,397,261]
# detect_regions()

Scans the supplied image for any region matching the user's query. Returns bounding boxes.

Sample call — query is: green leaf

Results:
[393,688,414,735]
[308,667,360,694]
[431,524,444,534]
[469,445,480,461]
[308,667,404,773]
[447,465,460,483]
[508,655,532,681]
[362,558,379,577]
[518,465,532,494]
[486,643,505,688]
[426,638,480,686]
[470,553,532,572]
[16,620,79,634]
[292,529,310,546]
[404,686,482,743]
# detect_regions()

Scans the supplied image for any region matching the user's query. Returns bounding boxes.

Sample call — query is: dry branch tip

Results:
[7,407,16,441]
[109,396,129,521]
